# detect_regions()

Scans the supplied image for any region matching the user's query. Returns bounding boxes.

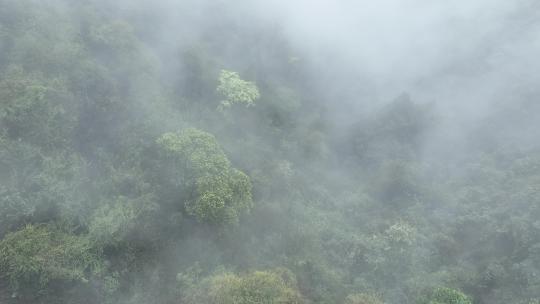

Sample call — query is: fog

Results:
[0,0,539,303]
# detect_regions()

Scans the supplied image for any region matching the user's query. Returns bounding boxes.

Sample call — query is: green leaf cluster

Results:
[182,268,304,304]
[217,70,260,111]
[0,225,102,293]
[157,128,253,225]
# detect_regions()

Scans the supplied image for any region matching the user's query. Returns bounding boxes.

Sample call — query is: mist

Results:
[0,0,539,303]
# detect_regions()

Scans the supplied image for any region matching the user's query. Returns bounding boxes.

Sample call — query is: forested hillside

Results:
[0,1,539,303]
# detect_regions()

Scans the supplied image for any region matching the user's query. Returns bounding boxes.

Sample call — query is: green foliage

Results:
[0,138,91,233]
[0,66,75,147]
[344,293,384,304]
[384,221,417,246]
[217,70,260,110]
[417,287,472,304]
[89,195,158,248]
[182,268,305,304]
[0,1,538,303]
[157,128,253,225]
[157,128,231,177]
[0,225,102,293]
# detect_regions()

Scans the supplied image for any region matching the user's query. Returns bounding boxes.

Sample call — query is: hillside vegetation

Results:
[0,1,539,303]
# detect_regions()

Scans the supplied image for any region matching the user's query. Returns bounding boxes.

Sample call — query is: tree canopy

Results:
[0,1,538,304]
[156,129,253,225]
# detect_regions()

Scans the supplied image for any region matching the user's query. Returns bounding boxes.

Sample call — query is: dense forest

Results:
[0,0,540,303]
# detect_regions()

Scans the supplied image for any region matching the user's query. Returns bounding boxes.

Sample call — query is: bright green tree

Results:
[157,128,253,225]
[417,287,472,304]
[217,70,260,111]
[344,293,384,304]
[182,268,304,304]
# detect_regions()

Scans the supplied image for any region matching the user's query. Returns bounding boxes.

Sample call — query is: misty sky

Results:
[262,0,540,102]
[251,0,540,149]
